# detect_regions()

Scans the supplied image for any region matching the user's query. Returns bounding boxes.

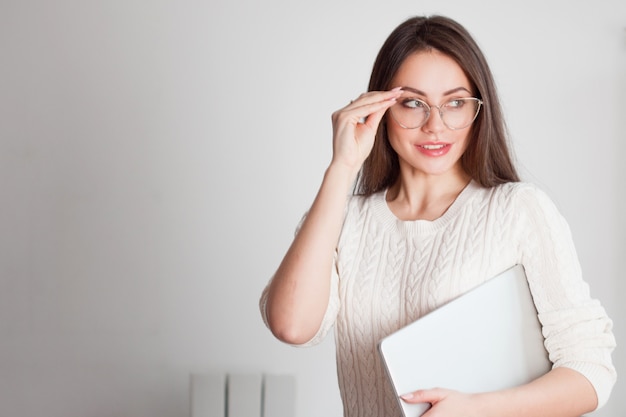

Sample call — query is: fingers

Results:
[336,87,403,126]
[346,87,403,109]
[329,88,402,172]
[400,388,449,404]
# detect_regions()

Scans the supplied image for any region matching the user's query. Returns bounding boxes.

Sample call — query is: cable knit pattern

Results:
[260,181,616,417]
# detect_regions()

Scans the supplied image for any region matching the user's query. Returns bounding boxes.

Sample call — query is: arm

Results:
[402,367,597,417]
[402,185,615,416]
[264,89,402,345]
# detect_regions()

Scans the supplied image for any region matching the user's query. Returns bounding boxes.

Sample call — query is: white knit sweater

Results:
[261,181,616,417]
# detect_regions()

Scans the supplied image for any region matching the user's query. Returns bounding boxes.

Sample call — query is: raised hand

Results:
[330,88,402,178]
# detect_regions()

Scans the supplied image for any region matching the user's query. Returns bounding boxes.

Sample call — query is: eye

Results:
[445,98,467,109]
[402,98,428,110]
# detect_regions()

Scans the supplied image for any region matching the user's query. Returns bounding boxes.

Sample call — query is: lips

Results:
[416,142,451,156]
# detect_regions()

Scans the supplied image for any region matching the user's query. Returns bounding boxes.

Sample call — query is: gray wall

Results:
[0,1,624,416]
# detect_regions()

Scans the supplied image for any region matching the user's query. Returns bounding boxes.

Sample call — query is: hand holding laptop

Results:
[378,265,552,417]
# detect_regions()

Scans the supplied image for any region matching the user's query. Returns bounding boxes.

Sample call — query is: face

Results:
[387,49,475,179]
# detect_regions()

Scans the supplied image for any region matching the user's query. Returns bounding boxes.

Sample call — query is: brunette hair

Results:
[356,15,519,195]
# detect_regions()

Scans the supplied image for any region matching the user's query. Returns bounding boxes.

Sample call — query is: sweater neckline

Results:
[371,180,481,234]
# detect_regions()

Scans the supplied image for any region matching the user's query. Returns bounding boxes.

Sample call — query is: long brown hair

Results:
[356,15,519,195]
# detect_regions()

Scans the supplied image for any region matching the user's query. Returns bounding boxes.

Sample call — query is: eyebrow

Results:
[401,86,472,96]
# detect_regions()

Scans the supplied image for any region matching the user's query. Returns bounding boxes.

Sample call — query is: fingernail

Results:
[400,392,414,400]
[391,86,402,92]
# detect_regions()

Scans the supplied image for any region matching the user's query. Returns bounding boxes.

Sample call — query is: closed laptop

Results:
[378,264,552,417]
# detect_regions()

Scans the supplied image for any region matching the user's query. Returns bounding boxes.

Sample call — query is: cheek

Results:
[386,127,407,155]
[456,131,472,153]
[385,119,410,146]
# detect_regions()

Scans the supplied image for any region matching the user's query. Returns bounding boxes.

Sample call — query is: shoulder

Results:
[485,181,557,209]
[456,181,553,214]
[346,191,385,213]
[485,182,569,232]
[341,191,390,233]
[487,181,542,197]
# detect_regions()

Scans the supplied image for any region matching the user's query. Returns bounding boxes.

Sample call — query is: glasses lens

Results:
[441,98,481,130]
[389,91,482,130]
[389,91,429,129]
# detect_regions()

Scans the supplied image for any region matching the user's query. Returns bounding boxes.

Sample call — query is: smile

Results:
[415,142,452,157]
[419,144,447,150]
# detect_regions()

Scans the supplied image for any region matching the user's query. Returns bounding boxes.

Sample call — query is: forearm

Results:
[265,89,400,344]
[265,162,355,344]
[403,367,597,417]
[478,367,597,417]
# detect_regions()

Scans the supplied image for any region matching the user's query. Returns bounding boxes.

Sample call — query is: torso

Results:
[333,181,525,417]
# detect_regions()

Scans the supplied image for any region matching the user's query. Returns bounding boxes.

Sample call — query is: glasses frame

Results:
[389,90,483,131]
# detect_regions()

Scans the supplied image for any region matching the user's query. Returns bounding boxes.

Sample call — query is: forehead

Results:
[391,50,471,96]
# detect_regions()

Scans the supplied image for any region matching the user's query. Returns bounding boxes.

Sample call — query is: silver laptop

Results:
[378,264,552,417]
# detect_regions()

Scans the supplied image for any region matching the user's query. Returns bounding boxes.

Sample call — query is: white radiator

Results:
[190,373,296,417]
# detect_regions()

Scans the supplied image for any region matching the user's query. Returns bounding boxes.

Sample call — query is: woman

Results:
[260,15,616,417]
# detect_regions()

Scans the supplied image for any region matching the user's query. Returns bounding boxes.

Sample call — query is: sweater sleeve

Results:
[259,214,341,347]
[514,185,616,409]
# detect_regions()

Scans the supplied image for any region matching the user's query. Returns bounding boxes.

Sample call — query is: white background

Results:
[0,1,624,416]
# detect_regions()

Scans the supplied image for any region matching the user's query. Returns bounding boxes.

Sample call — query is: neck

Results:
[386,169,471,221]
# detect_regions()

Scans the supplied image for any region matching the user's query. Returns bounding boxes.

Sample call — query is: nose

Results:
[421,106,446,134]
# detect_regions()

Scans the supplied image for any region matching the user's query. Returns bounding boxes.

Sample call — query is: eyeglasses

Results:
[388,88,483,130]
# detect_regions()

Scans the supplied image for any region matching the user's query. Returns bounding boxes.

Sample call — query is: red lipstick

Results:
[415,142,451,157]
